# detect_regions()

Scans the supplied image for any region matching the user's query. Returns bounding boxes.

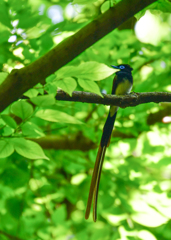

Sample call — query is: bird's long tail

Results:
[85,111,117,221]
[85,145,106,221]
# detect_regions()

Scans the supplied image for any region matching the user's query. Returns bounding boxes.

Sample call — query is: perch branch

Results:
[55,91,171,108]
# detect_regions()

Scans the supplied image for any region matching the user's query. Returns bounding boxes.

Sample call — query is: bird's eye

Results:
[120,65,125,69]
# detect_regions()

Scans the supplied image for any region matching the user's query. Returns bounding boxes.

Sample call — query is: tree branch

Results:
[0,0,157,113]
[28,130,136,151]
[28,133,97,152]
[55,91,171,108]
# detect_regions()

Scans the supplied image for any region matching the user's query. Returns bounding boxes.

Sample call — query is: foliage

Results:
[0,0,171,240]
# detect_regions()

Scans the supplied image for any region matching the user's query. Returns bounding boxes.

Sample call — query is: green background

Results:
[0,0,171,239]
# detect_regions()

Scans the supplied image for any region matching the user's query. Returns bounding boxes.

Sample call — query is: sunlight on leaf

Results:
[35,109,83,124]
[131,199,168,227]
[103,213,127,225]
[71,173,87,185]
[138,230,157,240]
[56,61,115,81]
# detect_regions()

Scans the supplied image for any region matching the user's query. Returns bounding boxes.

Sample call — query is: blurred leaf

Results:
[6,197,23,219]
[18,11,42,29]
[138,230,157,240]
[132,211,168,227]
[0,164,29,188]
[131,199,168,227]
[151,0,171,12]
[0,1,11,28]
[25,26,45,39]
[52,205,66,225]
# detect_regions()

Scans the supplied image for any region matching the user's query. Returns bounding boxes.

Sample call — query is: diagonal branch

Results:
[0,0,157,113]
[55,91,171,108]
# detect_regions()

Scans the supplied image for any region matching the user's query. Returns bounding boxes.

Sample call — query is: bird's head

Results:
[111,64,133,72]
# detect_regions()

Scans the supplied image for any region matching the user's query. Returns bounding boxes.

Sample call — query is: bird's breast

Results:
[109,78,132,117]
[115,78,132,95]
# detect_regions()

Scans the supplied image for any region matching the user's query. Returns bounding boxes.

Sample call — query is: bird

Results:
[85,64,133,222]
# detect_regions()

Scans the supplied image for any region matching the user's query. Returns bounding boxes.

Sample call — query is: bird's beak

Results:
[111,65,120,69]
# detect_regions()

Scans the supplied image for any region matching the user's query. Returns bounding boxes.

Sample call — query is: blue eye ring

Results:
[120,65,125,69]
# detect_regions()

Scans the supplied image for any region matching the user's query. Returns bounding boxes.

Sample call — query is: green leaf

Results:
[21,122,44,138]
[10,138,49,160]
[1,126,14,136]
[0,139,14,158]
[45,82,57,95]
[35,109,83,124]
[54,77,77,96]
[24,89,39,98]
[78,78,103,97]
[56,61,115,81]
[101,1,110,13]
[31,94,55,107]
[0,72,8,85]
[11,101,33,120]
[1,115,17,129]
[46,74,56,83]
